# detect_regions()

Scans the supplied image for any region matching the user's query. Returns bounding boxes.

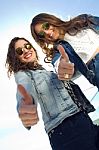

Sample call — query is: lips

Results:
[24,52,32,59]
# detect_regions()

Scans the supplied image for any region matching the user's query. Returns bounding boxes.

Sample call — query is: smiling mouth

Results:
[24,52,32,59]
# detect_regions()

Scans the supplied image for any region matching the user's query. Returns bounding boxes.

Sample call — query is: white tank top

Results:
[64,29,99,63]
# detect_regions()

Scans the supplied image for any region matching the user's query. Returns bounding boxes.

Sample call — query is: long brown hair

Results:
[6,37,42,78]
[30,13,90,62]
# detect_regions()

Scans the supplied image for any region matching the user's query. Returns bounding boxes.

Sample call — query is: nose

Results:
[23,48,29,53]
[44,29,51,35]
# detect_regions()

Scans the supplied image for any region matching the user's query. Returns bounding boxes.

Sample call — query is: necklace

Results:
[63,80,83,110]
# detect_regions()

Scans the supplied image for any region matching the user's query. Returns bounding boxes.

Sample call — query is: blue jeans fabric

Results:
[87,53,99,90]
[48,112,98,150]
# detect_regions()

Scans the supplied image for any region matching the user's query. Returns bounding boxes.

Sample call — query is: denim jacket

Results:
[52,14,99,85]
[15,69,95,133]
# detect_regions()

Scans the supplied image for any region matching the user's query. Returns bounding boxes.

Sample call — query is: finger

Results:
[22,118,39,127]
[58,76,70,81]
[58,70,74,76]
[18,84,33,105]
[57,45,69,62]
[19,113,39,120]
[58,62,74,74]
[58,74,72,80]
[58,60,74,69]
[18,104,37,114]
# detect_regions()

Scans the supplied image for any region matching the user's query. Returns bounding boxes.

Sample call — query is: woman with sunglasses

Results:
[6,37,99,150]
[30,13,99,90]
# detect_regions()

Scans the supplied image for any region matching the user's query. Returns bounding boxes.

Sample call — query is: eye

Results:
[42,22,50,30]
[38,31,45,38]
[16,48,23,55]
[24,44,32,49]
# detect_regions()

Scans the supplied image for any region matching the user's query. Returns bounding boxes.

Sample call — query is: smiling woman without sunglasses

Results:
[6,37,99,150]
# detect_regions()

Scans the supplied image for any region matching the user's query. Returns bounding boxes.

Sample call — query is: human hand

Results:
[57,45,74,80]
[18,84,39,129]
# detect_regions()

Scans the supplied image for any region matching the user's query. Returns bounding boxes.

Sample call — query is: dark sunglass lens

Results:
[38,31,45,38]
[25,44,32,49]
[16,48,23,55]
[42,22,49,30]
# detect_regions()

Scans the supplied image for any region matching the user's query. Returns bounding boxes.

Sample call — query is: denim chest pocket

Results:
[33,72,62,117]
[33,71,74,119]
[35,76,60,118]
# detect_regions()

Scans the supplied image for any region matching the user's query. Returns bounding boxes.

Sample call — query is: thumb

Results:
[57,45,69,62]
[18,84,33,105]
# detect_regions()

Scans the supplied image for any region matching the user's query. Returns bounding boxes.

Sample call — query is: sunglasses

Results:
[15,43,33,56]
[38,22,50,38]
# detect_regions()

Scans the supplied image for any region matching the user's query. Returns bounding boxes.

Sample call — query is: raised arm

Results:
[15,71,39,129]
[18,84,39,129]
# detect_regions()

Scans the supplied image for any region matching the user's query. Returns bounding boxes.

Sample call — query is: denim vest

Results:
[15,69,94,133]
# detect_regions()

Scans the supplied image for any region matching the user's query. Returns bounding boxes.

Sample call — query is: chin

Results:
[27,60,34,63]
[23,60,32,63]
[53,38,58,42]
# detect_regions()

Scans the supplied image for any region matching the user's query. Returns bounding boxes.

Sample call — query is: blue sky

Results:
[0,0,99,150]
[1,0,99,30]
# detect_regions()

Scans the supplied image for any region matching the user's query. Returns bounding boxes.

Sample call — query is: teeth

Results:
[25,53,32,59]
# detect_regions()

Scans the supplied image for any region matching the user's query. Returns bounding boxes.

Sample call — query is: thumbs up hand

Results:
[18,84,33,105]
[57,44,69,62]
[57,45,74,80]
[18,84,39,129]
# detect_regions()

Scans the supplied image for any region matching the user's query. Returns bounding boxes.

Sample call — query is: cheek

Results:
[35,24,42,34]
[32,50,37,58]
[18,55,24,62]
[55,29,59,36]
